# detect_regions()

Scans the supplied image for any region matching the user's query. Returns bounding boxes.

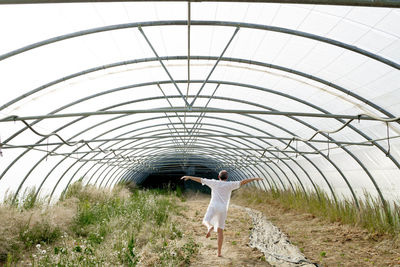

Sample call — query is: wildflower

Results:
[36,244,41,249]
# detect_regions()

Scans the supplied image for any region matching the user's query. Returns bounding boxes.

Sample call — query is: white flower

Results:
[36,244,41,249]
[41,250,46,254]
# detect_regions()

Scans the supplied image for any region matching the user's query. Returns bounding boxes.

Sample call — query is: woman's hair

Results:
[219,170,228,180]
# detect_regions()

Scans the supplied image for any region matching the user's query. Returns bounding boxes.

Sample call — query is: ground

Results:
[176,193,400,267]
[232,194,400,267]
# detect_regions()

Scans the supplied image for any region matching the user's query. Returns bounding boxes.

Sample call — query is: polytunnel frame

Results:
[93,138,272,190]
[28,115,275,201]
[1,79,396,205]
[1,79,396,207]
[36,116,291,202]
[76,108,347,203]
[2,75,396,205]
[2,89,388,206]
[88,125,292,189]
[86,116,321,193]
[0,19,398,207]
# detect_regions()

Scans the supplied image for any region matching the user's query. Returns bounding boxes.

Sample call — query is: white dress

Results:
[201,178,241,231]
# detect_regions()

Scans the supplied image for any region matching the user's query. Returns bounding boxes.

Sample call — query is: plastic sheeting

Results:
[0,2,399,203]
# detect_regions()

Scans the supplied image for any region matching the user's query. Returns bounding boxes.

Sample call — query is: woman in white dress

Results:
[181,170,262,257]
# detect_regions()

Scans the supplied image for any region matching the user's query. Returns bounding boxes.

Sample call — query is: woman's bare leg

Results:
[203,221,214,238]
[217,228,223,257]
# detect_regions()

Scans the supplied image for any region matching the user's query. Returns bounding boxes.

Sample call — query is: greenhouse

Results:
[0,0,399,265]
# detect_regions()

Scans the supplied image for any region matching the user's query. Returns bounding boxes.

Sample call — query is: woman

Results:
[181,170,262,257]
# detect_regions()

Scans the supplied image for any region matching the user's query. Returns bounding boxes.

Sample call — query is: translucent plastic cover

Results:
[0,2,399,204]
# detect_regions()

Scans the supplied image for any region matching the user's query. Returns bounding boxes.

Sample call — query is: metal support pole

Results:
[138,26,190,108]
[189,27,240,107]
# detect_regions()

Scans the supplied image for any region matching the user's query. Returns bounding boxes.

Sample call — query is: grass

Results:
[0,182,199,266]
[233,186,400,237]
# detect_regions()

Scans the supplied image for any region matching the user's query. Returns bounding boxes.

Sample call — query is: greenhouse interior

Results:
[0,0,399,266]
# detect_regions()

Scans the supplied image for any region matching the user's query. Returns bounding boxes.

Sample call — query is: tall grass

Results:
[233,186,400,236]
[0,181,198,266]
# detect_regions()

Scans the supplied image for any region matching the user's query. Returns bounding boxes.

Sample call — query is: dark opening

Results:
[138,163,219,194]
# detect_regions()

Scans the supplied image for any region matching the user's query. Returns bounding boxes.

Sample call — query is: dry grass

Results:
[0,182,199,266]
[0,190,76,263]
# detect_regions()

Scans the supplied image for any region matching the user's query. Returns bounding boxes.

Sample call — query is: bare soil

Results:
[232,195,400,267]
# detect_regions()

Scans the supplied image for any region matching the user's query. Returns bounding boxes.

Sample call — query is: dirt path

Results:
[176,194,269,266]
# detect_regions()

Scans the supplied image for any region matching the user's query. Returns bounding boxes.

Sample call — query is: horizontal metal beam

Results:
[66,145,319,154]
[1,108,393,122]
[0,133,374,148]
[78,154,279,162]
[0,0,398,7]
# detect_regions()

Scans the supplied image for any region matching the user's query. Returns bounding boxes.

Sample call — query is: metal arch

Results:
[56,135,276,201]
[0,22,396,201]
[117,162,247,191]
[2,73,395,208]
[2,79,390,153]
[3,93,294,199]
[61,114,305,194]
[3,86,388,205]
[51,116,314,202]
[29,89,386,205]
[42,116,254,200]
[1,0,400,7]
[89,80,399,171]
[2,56,397,128]
[2,58,398,175]
[1,40,396,200]
[93,133,285,191]
[115,156,255,191]
[3,94,366,205]
[272,111,386,207]
[50,117,288,202]
[114,155,229,183]
[0,20,398,72]
[88,122,299,192]
[105,167,128,189]
[80,127,283,192]
[2,58,397,170]
[47,108,353,206]
[102,165,127,188]
[94,164,119,187]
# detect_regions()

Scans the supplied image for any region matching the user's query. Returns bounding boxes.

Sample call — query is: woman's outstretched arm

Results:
[240,177,263,186]
[181,176,202,183]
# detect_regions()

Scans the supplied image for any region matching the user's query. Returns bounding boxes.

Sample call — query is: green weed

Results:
[19,221,61,248]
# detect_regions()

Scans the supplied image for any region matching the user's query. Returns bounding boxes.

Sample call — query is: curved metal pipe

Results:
[1,20,397,71]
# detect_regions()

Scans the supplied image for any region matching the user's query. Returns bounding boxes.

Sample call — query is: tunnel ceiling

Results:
[0,0,399,204]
